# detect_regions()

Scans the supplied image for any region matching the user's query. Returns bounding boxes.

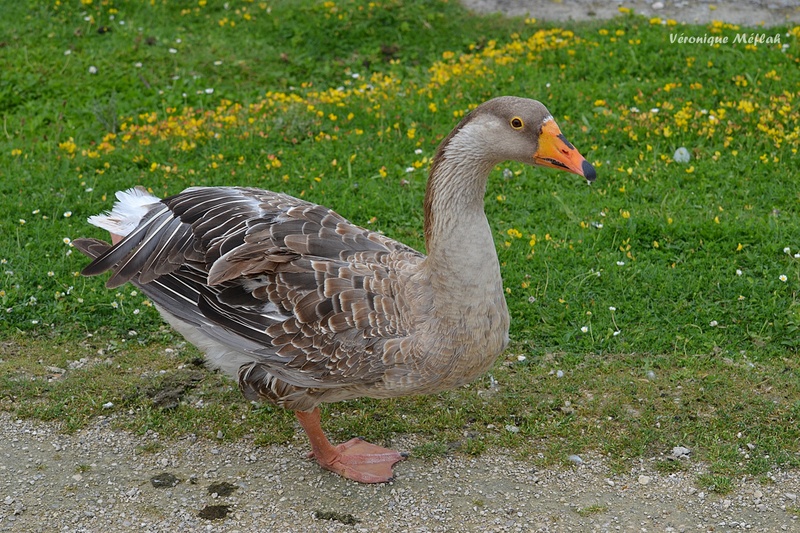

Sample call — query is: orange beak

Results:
[534,119,596,182]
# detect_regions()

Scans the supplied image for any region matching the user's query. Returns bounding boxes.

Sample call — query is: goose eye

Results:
[510,117,524,129]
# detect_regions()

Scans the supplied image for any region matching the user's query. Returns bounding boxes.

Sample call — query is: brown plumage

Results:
[75,96,596,483]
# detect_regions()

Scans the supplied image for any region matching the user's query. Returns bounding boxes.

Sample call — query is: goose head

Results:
[434,96,596,183]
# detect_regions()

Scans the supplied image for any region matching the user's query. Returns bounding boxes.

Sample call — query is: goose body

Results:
[76,96,595,483]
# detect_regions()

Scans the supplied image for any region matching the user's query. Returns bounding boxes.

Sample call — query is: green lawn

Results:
[1,0,799,482]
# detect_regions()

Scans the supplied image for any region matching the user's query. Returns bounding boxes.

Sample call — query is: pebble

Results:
[673,147,691,163]
[638,475,652,485]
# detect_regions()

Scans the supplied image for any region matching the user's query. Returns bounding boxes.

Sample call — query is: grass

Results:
[1,0,799,482]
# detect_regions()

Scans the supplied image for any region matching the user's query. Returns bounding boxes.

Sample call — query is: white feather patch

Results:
[87,186,162,237]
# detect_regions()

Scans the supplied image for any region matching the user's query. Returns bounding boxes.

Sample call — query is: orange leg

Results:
[295,408,406,483]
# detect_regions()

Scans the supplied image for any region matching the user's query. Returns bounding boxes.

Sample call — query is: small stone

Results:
[652,1,664,9]
[638,475,652,485]
[567,455,583,465]
[671,446,691,459]
[3,496,13,505]
[784,492,797,501]
[556,370,564,378]
[673,147,690,163]
[504,425,519,433]
[606,479,615,487]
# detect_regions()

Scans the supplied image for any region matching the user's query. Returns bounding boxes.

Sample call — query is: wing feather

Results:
[77,186,425,394]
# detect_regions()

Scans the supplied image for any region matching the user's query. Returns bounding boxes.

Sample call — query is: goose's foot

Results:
[295,409,406,484]
[308,437,407,483]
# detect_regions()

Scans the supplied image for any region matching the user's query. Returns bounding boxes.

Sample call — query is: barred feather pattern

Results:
[75,186,428,410]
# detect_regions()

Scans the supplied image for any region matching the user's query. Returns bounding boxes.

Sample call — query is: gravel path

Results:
[2,413,799,532]
[4,2,800,532]
[462,0,800,27]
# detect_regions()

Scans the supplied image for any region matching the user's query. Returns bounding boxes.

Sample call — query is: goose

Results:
[74,96,596,484]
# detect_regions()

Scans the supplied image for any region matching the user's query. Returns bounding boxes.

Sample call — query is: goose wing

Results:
[75,186,425,388]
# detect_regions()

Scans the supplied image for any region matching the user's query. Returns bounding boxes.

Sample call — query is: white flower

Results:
[64,50,72,56]
[88,66,98,74]
[784,247,791,254]
[134,62,143,68]
[736,269,743,276]
[517,355,526,362]
[63,237,72,245]
[405,167,415,173]
[616,261,625,266]
[779,274,788,282]
[414,148,423,155]
[608,306,616,311]
[580,326,588,333]
[214,60,223,66]
[613,330,621,336]
[169,48,177,54]
[205,88,214,94]
[710,320,718,327]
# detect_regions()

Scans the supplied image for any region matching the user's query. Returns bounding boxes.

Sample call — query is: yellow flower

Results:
[507,228,523,239]
[11,149,22,156]
[621,210,631,219]
[58,138,77,154]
